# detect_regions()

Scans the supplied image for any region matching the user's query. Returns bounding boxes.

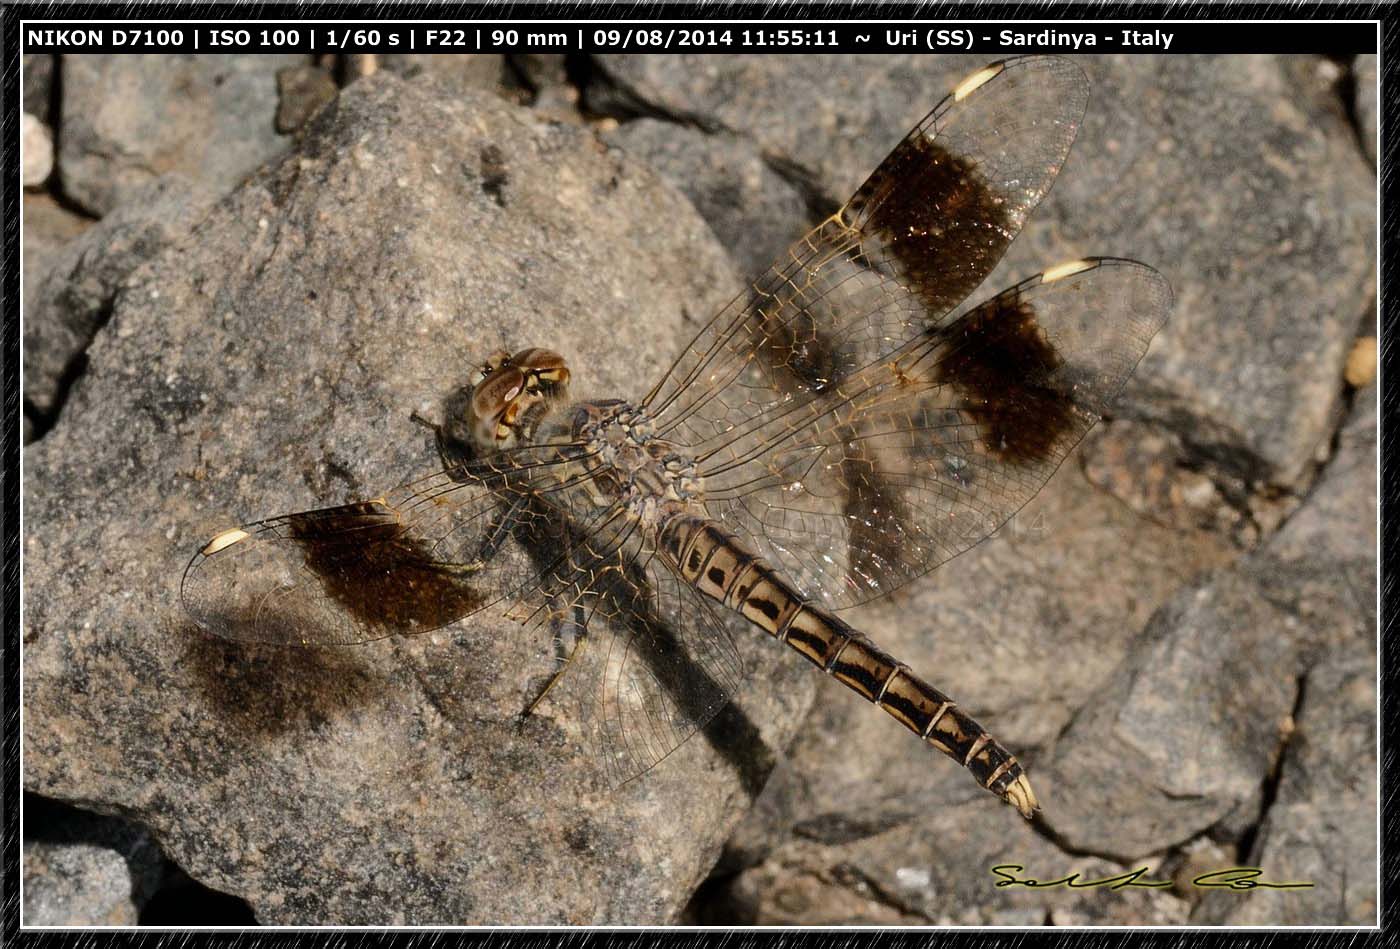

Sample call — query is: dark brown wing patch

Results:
[935,293,1072,464]
[286,501,487,629]
[852,136,1015,321]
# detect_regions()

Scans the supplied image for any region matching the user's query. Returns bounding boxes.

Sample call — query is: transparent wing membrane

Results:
[529,552,746,787]
[698,258,1172,608]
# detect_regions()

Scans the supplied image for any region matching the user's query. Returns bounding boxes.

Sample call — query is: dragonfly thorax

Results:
[573,401,703,528]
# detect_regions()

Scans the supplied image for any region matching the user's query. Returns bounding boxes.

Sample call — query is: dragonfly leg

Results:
[408,410,437,431]
[476,494,527,561]
[520,600,589,719]
[421,494,528,575]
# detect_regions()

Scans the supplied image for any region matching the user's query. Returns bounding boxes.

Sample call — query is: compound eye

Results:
[481,348,513,377]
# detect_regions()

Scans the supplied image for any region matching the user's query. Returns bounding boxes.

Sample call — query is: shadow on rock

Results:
[177,620,386,742]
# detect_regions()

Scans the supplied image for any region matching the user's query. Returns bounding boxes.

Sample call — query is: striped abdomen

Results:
[657,513,1039,819]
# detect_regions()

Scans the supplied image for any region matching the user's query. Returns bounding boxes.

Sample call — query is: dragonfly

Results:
[182,56,1171,819]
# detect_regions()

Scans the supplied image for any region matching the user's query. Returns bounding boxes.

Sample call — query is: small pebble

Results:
[1345,336,1376,388]
[22,112,53,189]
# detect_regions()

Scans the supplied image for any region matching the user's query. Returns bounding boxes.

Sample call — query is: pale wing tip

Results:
[1041,258,1096,284]
[1041,256,1175,333]
[955,57,1089,103]
[953,62,1005,101]
[201,527,250,556]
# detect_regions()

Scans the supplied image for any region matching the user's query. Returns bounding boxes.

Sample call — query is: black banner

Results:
[16,20,1381,56]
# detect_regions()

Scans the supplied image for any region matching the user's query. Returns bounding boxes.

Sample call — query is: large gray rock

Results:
[857,469,1236,756]
[594,54,1376,488]
[23,176,219,428]
[58,54,303,215]
[1039,568,1303,858]
[22,73,825,925]
[592,54,976,201]
[607,119,811,280]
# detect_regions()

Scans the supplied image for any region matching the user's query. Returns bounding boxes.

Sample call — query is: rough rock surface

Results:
[591,54,969,199]
[1281,56,1355,141]
[710,817,1194,926]
[1081,420,1251,541]
[1256,393,1377,628]
[1199,647,1376,925]
[712,468,1233,920]
[594,54,1375,488]
[22,74,822,925]
[606,119,811,280]
[58,54,303,216]
[1188,394,1377,925]
[23,175,219,427]
[711,380,1376,926]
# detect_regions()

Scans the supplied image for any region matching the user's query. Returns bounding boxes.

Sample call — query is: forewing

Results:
[642,56,1090,450]
[180,446,588,646]
[698,258,1173,609]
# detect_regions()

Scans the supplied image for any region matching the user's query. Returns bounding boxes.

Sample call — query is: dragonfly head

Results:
[468,348,571,451]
